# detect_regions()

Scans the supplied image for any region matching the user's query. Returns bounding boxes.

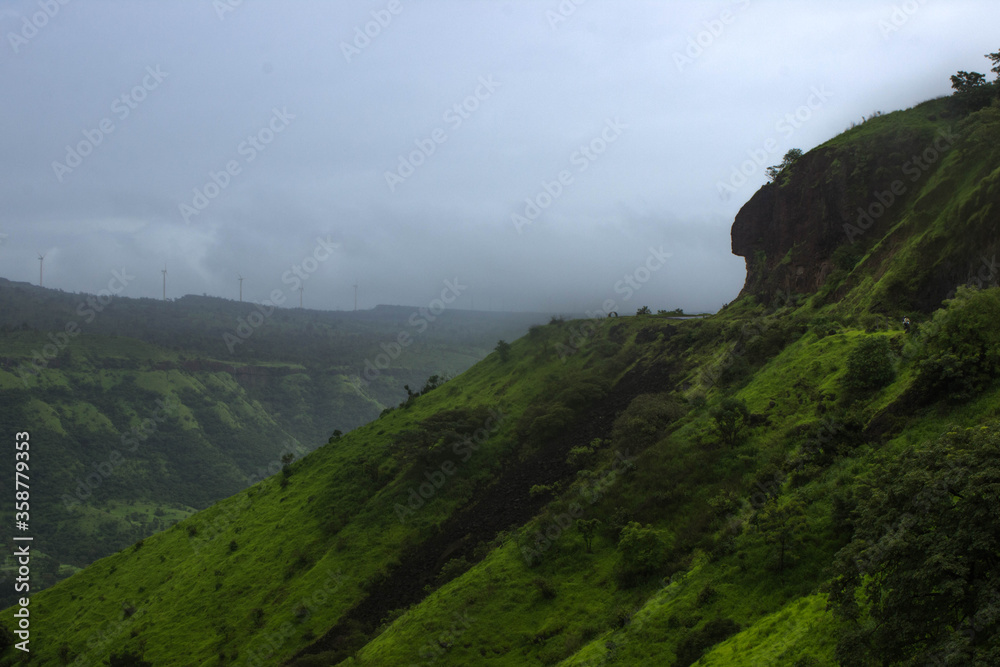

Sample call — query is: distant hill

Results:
[0,282,550,606]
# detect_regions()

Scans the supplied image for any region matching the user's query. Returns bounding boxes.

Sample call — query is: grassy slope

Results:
[819,101,1000,316]
[14,305,999,666]
[14,321,606,665]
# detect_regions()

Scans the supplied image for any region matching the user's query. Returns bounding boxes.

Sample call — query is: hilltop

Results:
[4,90,1000,665]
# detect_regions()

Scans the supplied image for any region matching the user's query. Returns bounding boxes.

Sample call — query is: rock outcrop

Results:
[731,104,1000,313]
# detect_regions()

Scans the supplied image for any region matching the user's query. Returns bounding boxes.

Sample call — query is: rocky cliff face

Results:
[731,146,848,304]
[731,104,1000,313]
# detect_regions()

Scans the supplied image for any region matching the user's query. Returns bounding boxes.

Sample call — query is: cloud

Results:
[1,1,998,312]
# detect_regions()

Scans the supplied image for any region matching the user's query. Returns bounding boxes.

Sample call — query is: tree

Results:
[752,498,808,572]
[916,286,1000,402]
[951,70,987,93]
[495,339,511,362]
[828,423,1000,665]
[766,148,803,183]
[636,306,651,316]
[950,68,996,111]
[577,518,601,553]
[988,48,1000,81]
[617,521,670,583]
[843,335,895,392]
[710,398,750,447]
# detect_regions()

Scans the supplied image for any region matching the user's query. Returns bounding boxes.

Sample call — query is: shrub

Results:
[617,522,670,584]
[436,557,472,586]
[529,484,554,499]
[710,398,750,447]
[696,584,717,606]
[532,577,557,599]
[566,443,596,467]
[915,286,1000,401]
[611,393,684,451]
[832,244,863,271]
[108,649,153,667]
[495,339,511,362]
[674,618,741,667]
[844,335,895,391]
[859,313,885,332]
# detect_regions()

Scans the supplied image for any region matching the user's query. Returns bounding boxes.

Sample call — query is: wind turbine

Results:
[161,264,167,301]
[238,274,244,303]
[37,253,45,287]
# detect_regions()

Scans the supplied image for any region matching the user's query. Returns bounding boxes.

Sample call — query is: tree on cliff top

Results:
[950,51,1000,111]
[766,148,803,183]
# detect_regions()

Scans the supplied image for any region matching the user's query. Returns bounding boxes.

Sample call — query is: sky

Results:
[1,0,998,315]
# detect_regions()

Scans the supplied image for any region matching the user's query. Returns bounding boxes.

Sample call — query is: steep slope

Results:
[7,94,1000,667]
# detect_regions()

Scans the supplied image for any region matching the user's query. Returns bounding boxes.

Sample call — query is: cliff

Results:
[732,97,1000,314]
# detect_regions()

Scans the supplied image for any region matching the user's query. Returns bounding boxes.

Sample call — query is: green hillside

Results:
[5,86,1000,665]
[0,289,549,607]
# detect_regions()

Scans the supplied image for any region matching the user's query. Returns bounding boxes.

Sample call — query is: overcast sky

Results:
[1,1,997,314]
